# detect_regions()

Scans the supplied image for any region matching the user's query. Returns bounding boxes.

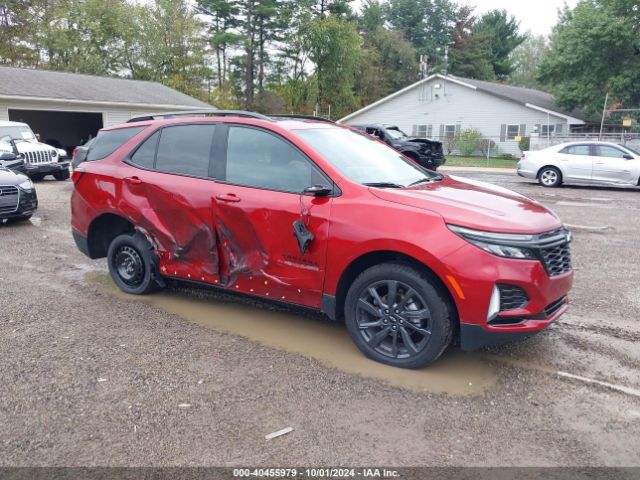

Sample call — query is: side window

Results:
[129,131,159,169]
[226,126,319,193]
[561,145,591,156]
[87,127,145,161]
[595,146,626,159]
[155,124,215,177]
[506,124,520,140]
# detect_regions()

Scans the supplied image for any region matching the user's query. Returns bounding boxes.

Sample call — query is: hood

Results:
[403,137,441,145]
[14,140,57,154]
[0,166,27,185]
[369,175,562,234]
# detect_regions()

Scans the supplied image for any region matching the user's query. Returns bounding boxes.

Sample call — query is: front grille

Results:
[540,243,572,276]
[24,150,53,164]
[0,185,19,213]
[498,284,529,310]
[544,297,567,317]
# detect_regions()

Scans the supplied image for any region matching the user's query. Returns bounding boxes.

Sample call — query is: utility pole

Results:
[599,92,609,140]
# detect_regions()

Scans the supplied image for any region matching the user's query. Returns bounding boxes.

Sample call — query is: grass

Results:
[444,155,518,169]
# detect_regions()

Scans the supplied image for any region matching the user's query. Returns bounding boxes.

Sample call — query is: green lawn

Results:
[444,156,518,169]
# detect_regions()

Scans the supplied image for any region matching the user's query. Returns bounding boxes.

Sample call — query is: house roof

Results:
[339,74,586,124]
[0,66,211,109]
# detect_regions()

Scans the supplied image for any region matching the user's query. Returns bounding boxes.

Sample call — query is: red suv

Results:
[71,111,573,368]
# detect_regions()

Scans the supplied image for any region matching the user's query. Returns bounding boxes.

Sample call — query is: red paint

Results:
[71,116,573,347]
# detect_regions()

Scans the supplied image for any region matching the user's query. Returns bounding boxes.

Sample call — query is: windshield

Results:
[296,127,439,187]
[621,144,640,156]
[385,128,407,140]
[0,125,35,141]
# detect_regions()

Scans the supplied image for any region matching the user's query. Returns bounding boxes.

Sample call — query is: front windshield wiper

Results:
[363,182,403,188]
[408,174,444,186]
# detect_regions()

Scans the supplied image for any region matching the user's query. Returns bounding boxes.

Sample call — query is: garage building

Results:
[0,66,212,154]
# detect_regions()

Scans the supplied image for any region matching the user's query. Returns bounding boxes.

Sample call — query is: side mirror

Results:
[303,184,332,197]
[0,152,17,161]
[623,154,633,160]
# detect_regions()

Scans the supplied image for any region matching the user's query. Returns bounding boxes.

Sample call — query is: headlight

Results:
[18,179,34,191]
[448,224,537,259]
[51,150,58,157]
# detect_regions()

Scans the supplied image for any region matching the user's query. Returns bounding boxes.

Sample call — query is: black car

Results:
[0,164,38,223]
[350,124,445,170]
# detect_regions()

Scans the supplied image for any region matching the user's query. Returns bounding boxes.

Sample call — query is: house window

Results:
[414,124,432,137]
[444,125,456,138]
[506,124,520,140]
[541,124,555,135]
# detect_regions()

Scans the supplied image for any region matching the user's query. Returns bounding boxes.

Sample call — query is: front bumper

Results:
[441,242,573,351]
[25,161,70,176]
[0,187,38,220]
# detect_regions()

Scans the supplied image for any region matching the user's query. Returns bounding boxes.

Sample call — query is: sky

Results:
[467,0,579,36]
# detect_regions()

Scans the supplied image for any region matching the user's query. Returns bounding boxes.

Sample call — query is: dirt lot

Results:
[0,172,639,467]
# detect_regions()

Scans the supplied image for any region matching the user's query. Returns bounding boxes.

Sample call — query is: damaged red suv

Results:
[71,111,573,368]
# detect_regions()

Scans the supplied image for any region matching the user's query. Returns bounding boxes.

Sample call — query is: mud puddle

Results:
[88,272,498,396]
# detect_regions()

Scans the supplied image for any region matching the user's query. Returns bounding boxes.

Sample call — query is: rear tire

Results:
[107,232,159,295]
[53,169,70,181]
[538,166,562,187]
[30,174,45,182]
[344,263,453,369]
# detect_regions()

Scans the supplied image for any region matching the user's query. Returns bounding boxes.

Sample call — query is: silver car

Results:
[517,141,640,188]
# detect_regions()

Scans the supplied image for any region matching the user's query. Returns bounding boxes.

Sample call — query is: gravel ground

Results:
[0,174,639,467]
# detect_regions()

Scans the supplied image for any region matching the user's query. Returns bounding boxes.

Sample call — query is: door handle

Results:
[216,193,241,203]
[125,176,142,185]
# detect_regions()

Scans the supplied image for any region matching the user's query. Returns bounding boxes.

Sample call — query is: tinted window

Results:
[129,131,159,169]
[561,145,591,156]
[595,145,626,159]
[155,124,215,177]
[87,127,145,161]
[226,126,317,192]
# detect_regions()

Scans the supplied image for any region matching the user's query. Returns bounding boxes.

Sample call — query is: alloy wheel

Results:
[355,280,432,360]
[540,170,558,186]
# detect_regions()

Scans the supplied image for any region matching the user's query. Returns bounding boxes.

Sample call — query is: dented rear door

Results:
[211,124,333,308]
[122,123,221,283]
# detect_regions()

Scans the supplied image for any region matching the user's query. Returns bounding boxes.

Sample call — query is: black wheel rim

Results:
[113,245,145,287]
[356,280,432,360]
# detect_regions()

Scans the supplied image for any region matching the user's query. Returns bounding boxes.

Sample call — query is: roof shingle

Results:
[0,66,210,108]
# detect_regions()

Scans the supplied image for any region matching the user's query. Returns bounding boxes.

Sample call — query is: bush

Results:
[500,153,516,160]
[479,138,497,157]
[454,128,483,156]
[518,136,531,151]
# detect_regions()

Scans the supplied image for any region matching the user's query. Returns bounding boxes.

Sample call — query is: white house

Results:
[339,74,587,156]
[0,66,212,153]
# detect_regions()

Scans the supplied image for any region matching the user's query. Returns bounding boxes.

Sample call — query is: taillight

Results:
[520,152,526,160]
[72,170,84,185]
[72,147,78,158]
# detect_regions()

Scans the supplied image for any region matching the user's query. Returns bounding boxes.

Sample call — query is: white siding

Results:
[0,104,8,121]
[343,79,568,156]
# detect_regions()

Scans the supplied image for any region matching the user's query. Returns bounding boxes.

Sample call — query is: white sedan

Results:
[517,141,640,188]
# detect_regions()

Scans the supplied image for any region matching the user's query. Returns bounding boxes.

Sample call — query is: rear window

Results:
[87,127,145,161]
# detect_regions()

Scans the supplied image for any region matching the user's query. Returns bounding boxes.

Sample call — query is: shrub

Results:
[500,153,516,160]
[479,138,497,157]
[518,136,531,151]
[454,128,483,156]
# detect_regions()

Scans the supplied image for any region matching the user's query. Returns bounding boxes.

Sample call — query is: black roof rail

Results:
[270,114,335,123]
[127,109,273,123]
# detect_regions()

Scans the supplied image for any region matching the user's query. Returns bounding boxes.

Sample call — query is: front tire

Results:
[538,166,562,187]
[107,232,159,295]
[53,169,70,181]
[344,263,453,369]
